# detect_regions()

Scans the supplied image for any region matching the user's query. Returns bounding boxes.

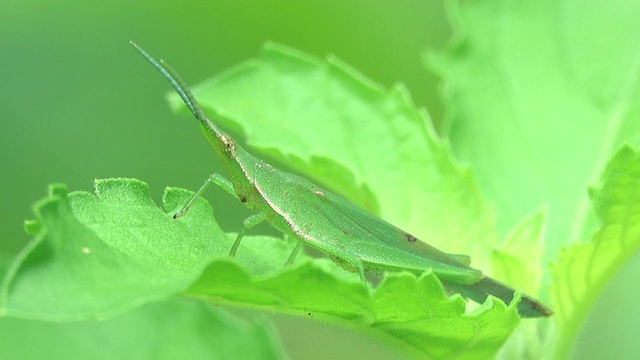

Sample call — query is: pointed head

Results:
[131,42,238,159]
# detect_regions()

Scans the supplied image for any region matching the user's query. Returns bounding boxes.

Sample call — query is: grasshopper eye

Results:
[220,135,237,158]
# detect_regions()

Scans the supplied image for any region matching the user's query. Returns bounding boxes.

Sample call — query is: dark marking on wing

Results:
[239,195,247,203]
[405,233,418,243]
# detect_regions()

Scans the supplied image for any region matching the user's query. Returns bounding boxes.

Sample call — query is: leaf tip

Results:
[23,219,41,236]
[47,183,69,198]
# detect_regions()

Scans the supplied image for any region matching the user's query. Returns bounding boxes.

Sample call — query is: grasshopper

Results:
[131,42,552,318]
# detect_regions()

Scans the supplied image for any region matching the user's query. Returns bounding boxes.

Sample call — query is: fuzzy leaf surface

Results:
[187,260,521,360]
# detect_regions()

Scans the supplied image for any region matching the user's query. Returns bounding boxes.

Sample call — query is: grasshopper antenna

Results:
[130,41,205,122]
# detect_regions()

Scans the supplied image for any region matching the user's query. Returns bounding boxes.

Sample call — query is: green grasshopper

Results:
[131,42,552,318]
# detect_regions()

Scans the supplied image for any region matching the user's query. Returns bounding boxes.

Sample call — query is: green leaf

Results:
[186,261,521,360]
[0,178,230,320]
[171,43,498,270]
[550,145,640,359]
[0,298,286,360]
[0,254,12,284]
[3,179,520,359]
[492,210,546,297]
[429,0,640,265]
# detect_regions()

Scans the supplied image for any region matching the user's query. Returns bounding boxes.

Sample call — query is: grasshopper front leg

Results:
[174,173,267,256]
[173,173,236,219]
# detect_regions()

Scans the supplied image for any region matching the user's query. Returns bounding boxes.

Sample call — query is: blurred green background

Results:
[0,0,449,255]
[1,1,449,358]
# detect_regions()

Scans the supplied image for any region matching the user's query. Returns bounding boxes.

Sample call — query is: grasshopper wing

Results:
[300,185,483,284]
